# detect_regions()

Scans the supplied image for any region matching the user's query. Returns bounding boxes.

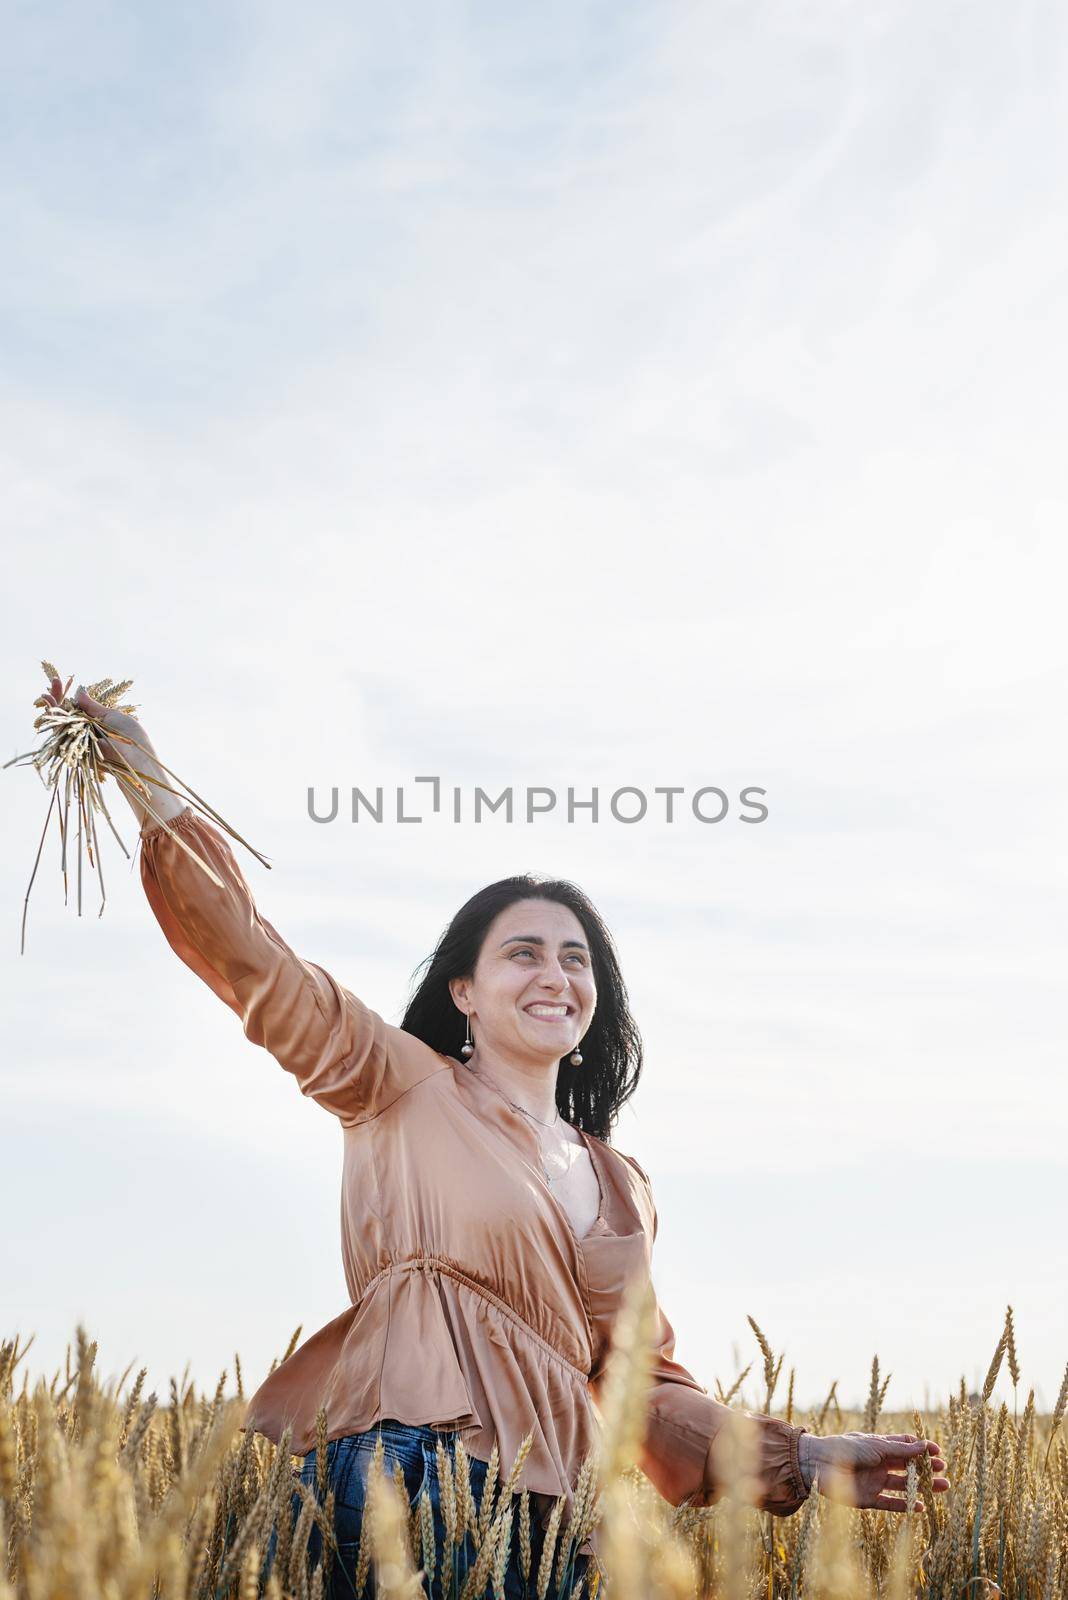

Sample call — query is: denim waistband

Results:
[359,1418,457,1442]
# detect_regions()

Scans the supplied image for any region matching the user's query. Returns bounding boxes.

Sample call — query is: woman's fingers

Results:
[869,1481,951,1510]
[884,1452,945,1471]
[73,685,108,718]
[880,1437,944,1469]
[869,1492,926,1512]
[879,1434,944,1455]
[45,673,74,702]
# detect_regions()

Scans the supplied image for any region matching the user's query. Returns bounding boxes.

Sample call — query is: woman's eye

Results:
[509,947,587,964]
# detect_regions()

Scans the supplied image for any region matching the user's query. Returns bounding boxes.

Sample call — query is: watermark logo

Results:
[307,779,768,824]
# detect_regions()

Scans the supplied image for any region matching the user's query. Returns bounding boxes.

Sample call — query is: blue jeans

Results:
[263,1419,593,1598]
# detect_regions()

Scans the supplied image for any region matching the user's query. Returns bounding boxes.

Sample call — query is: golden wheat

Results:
[1,1309,1065,1599]
[3,663,267,952]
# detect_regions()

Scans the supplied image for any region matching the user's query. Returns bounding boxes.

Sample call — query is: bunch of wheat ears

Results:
[3,661,265,953]
[1,1293,1065,1600]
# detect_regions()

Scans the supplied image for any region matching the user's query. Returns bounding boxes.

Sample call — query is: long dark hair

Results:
[401,875,642,1142]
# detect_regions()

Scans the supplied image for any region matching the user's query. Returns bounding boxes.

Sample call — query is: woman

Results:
[57,678,948,1598]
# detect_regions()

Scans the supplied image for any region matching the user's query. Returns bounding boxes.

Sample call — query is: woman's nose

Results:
[537,967,569,990]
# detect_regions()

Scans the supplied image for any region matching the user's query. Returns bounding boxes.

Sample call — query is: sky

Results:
[1,1,1066,1424]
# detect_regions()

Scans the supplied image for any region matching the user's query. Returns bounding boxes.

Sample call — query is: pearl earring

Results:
[569,1041,583,1066]
[461,1012,474,1059]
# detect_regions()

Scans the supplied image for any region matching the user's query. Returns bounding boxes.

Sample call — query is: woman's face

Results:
[450,897,597,1067]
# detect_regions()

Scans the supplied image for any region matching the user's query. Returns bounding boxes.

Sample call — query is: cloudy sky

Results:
[2,1,1065,1423]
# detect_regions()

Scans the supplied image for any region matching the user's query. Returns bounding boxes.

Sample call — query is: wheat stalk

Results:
[4,662,268,952]
[6,1313,1065,1599]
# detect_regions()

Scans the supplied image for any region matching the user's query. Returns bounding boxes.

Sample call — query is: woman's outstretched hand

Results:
[41,672,184,829]
[42,676,154,775]
[799,1431,949,1512]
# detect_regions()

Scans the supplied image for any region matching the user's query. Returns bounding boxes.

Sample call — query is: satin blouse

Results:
[138,806,808,1557]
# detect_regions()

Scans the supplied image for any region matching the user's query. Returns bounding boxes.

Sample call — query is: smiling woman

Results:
[430,890,625,1242]
[405,875,637,1146]
[57,680,950,1597]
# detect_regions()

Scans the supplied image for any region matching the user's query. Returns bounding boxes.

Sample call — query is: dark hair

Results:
[401,875,642,1142]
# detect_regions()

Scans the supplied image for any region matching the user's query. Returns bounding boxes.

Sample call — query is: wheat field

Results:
[1,1295,1064,1600]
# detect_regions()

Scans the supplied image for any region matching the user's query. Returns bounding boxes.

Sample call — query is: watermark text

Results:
[306,780,769,825]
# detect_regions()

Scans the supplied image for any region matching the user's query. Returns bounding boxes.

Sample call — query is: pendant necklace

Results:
[464,1061,577,1186]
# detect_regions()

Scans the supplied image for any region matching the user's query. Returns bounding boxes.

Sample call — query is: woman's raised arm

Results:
[66,682,447,1125]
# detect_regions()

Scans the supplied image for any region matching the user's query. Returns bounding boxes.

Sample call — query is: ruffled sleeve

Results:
[637,1295,808,1516]
[617,1163,808,1518]
[139,804,446,1126]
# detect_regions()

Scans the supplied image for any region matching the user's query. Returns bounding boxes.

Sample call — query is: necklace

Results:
[502,1095,580,1187]
[463,1062,575,1185]
[512,1100,560,1130]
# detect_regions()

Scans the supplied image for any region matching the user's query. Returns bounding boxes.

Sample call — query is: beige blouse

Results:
[139,805,808,1554]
